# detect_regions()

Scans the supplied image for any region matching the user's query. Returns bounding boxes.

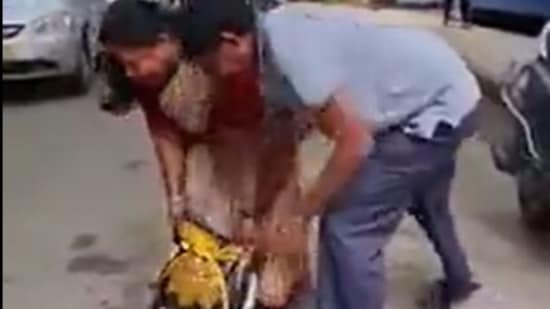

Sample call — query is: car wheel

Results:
[491,144,516,173]
[489,131,526,174]
[69,43,93,95]
[518,171,550,231]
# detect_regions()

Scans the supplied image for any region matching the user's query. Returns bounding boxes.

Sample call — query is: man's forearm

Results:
[304,135,372,216]
[301,90,374,217]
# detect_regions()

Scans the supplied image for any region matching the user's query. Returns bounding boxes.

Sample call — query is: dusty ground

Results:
[3,82,549,309]
[3,7,550,309]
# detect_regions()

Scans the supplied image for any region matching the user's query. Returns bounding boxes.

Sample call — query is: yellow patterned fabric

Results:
[159,62,213,134]
[154,62,312,308]
[157,222,247,309]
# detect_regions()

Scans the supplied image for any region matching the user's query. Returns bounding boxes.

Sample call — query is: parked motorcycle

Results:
[490,23,550,230]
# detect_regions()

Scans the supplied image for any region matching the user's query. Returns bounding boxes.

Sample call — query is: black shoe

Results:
[444,280,482,302]
[422,281,450,309]
[421,280,481,309]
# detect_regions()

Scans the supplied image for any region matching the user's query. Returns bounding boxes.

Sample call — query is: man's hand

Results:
[167,194,188,223]
[257,217,307,255]
[298,90,373,217]
[295,190,323,219]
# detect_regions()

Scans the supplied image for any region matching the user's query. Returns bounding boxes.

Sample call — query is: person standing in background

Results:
[443,0,472,27]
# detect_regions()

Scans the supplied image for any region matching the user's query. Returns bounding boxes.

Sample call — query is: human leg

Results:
[443,0,454,26]
[460,0,472,25]
[410,159,475,295]
[316,131,423,309]
[407,123,480,308]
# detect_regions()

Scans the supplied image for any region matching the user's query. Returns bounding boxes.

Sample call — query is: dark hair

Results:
[99,0,185,46]
[182,0,256,57]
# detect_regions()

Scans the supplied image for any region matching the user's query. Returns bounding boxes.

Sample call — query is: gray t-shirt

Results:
[260,4,480,139]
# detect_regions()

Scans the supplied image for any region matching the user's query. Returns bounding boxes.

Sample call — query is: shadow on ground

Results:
[478,206,550,262]
[3,79,91,104]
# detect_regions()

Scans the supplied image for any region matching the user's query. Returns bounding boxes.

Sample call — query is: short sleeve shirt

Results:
[260,4,480,139]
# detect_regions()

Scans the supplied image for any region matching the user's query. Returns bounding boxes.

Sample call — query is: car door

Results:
[471,0,550,19]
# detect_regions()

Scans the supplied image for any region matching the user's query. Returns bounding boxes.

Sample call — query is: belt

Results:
[433,121,455,138]
[379,110,478,141]
[379,121,457,142]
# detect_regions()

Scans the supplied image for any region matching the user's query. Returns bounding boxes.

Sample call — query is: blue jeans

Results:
[316,122,473,309]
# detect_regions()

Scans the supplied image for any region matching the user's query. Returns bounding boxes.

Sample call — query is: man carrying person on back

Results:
[102,0,482,307]
[180,1,482,308]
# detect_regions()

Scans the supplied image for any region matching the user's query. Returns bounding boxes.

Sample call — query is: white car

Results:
[539,21,549,60]
[2,0,108,92]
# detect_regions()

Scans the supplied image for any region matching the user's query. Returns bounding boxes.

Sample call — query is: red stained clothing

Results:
[209,72,264,132]
[135,71,265,136]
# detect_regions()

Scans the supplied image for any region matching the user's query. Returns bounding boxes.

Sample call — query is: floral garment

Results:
[137,62,311,307]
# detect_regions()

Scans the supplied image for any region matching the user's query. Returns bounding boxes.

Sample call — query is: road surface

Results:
[2,10,549,308]
[367,7,540,101]
[3,79,549,309]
